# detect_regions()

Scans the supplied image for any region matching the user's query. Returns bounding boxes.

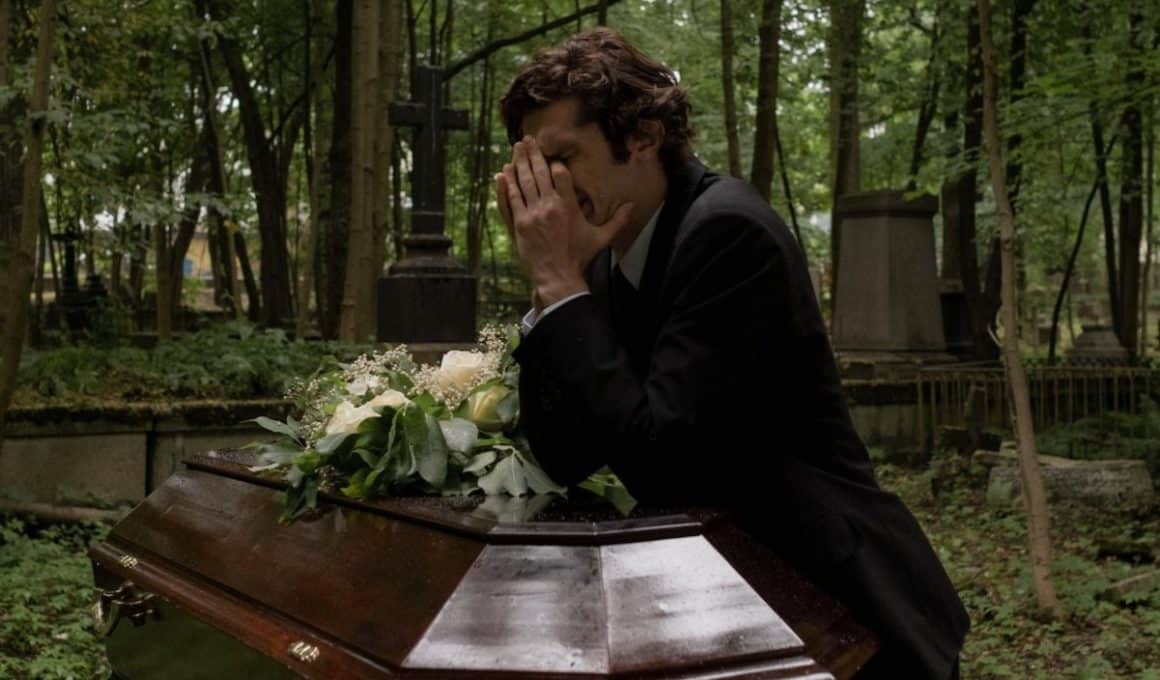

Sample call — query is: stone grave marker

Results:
[379,64,476,348]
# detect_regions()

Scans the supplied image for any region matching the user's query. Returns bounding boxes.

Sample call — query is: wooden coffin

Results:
[90,449,876,678]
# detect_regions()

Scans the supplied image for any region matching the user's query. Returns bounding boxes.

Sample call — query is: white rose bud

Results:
[346,375,381,397]
[435,351,488,393]
[324,400,380,436]
[366,389,409,411]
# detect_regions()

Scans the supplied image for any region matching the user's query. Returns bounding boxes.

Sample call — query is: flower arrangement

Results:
[247,326,569,521]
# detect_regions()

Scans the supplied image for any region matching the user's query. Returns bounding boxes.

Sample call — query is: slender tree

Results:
[720,0,742,179]
[750,0,782,199]
[1116,8,1145,356]
[0,0,14,339]
[322,0,353,338]
[0,0,58,439]
[827,0,864,309]
[296,0,326,339]
[202,0,303,327]
[978,0,1061,619]
[340,0,381,342]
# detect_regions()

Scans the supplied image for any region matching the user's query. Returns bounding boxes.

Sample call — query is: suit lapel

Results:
[637,160,708,314]
[587,248,613,316]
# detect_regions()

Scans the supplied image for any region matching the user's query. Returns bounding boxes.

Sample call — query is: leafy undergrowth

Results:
[1,466,1157,678]
[0,518,111,679]
[12,322,375,408]
[878,463,1160,679]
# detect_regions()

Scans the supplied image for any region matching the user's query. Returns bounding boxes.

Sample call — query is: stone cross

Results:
[389,64,469,251]
[379,64,476,344]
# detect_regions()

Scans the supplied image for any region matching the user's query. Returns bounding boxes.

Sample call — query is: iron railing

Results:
[916,360,1160,451]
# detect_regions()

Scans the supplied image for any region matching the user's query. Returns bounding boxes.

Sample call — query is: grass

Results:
[0,464,1157,678]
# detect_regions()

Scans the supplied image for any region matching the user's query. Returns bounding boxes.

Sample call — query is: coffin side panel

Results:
[107,470,483,667]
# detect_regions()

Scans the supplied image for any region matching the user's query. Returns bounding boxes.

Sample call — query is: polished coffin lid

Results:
[90,449,875,678]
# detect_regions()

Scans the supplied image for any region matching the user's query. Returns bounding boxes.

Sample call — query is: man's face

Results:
[520,98,638,227]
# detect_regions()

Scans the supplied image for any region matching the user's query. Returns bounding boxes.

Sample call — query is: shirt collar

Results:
[610,203,664,289]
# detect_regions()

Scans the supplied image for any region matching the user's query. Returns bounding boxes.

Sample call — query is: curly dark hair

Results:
[500,28,694,170]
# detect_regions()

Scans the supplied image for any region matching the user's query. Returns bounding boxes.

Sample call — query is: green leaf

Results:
[477,452,528,496]
[518,453,566,495]
[496,390,520,430]
[439,418,479,453]
[354,448,380,468]
[294,451,322,475]
[246,416,302,442]
[417,414,449,488]
[342,469,369,499]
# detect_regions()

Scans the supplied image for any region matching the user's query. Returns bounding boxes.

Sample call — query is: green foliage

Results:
[15,322,373,405]
[877,463,1160,678]
[1037,396,1160,480]
[0,518,111,679]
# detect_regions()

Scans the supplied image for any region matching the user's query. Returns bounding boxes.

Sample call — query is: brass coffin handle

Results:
[92,583,159,637]
[288,641,321,663]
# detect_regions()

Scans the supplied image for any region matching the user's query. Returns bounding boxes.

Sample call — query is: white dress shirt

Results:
[521,204,664,335]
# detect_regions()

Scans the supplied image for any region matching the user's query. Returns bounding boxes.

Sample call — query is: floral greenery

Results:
[13,322,375,406]
[0,518,111,679]
[247,326,568,521]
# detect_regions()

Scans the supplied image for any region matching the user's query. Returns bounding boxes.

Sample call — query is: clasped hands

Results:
[496,137,633,312]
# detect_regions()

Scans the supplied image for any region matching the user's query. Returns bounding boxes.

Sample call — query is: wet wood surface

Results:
[92,449,876,678]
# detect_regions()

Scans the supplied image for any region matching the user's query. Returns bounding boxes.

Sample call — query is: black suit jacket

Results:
[514,161,969,678]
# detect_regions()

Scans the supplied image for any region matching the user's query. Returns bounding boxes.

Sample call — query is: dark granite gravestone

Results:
[378,65,476,346]
[90,449,876,678]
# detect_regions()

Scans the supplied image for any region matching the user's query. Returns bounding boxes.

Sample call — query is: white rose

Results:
[324,400,380,436]
[435,351,488,393]
[346,375,381,397]
[366,389,409,411]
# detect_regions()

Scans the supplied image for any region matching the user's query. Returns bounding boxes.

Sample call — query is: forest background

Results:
[1,0,1158,360]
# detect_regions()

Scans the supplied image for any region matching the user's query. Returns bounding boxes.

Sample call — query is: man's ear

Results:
[629,120,665,159]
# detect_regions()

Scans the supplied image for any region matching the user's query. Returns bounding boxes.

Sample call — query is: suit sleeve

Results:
[513,213,801,502]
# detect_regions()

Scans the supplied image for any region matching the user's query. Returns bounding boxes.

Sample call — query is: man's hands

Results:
[496,137,633,310]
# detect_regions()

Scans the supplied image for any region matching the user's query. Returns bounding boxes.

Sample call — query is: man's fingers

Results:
[495,172,514,235]
[513,140,540,203]
[501,163,527,220]
[550,162,577,206]
[527,139,554,197]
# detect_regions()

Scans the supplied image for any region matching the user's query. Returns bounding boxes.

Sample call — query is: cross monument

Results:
[378,64,476,345]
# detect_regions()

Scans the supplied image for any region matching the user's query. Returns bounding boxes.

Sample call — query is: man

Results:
[496,28,968,679]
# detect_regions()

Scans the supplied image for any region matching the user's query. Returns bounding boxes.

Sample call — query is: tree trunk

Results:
[322,0,353,339]
[1116,8,1145,357]
[0,0,57,439]
[907,10,940,190]
[958,4,1001,360]
[977,0,1061,620]
[750,0,781,196]
[296,0,327,339]
[340,0,380,342]
[720,0,742,179]
[467,51,495,276]
[371,0,402,308]
[203,0,295,326]
[195,29,239,316]
[1142,95,1156,355]
[0,0,14,340]
[827,0,863,311]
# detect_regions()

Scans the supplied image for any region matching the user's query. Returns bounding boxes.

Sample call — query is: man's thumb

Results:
[603,202,635,235]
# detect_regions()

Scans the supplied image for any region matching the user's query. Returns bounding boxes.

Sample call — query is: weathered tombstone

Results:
[1067,324,1130,362]
[90,449,877,678]
[379,65,475,348]
[832,190,955,378]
